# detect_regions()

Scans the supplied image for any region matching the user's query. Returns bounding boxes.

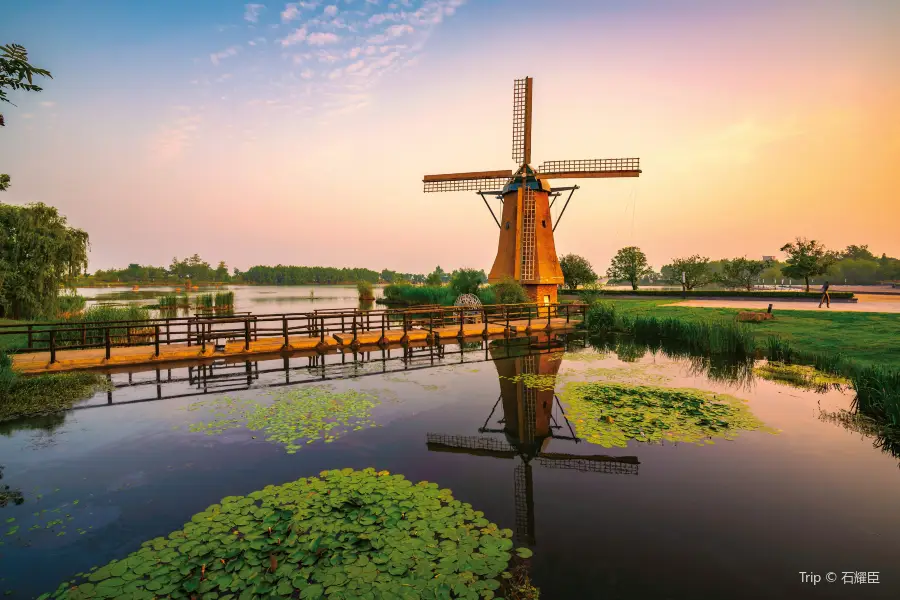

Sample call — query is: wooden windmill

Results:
[426,339,640,545]
[423,77,641,305]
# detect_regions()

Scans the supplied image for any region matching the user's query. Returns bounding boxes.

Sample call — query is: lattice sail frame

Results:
[512,78,528,164]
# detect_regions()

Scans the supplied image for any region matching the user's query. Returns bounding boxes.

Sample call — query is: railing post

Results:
[380,312,386,345]
[187,319,192,347]
[282,316,289,349]
[166,318,171,344]
[244,319,251,351]
[27,324,33,350]
[352,313,358,344]
[320,316,325,343]
[49,330,57,364]
[429,313,434,343]
[105,328,111,360]
[547,303,552,330]
[201,323,207,354]
[566,304,570,323]
[482,308,489,337]
[457,307,464,338]
[154,325,160,357]
[505,306,510,337]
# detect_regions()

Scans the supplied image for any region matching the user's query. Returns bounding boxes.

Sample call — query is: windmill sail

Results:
[512,77,533,165]
[537,158,641,179]
[423,169,513,193]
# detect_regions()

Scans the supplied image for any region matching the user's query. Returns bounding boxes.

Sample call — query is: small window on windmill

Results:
[543,295,550,305]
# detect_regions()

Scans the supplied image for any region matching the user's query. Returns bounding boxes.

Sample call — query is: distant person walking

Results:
[818,281,831,308]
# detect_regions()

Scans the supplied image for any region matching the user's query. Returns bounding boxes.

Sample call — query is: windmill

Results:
[426,338,640,545]
[423,77,641,305]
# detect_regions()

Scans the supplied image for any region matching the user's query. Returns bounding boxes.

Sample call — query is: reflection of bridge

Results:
[4,303,585,374]
[68,331,588,412]
[427,340,639,545]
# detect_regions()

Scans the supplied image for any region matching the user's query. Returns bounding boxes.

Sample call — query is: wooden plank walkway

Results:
[11,319,578,375]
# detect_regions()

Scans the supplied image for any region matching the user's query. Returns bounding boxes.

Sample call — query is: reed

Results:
[56,294,86,316]
[158,294,189,309]
[850,365,900,429]
[381,284,457,306]
[356,281,375,301]
[214,291,235,308]
[195,293,214,309]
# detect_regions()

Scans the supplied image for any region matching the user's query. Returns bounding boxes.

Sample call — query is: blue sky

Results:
[3,1,898,272]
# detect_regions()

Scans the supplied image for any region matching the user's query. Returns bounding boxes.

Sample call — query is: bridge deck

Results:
[11,319,579,375]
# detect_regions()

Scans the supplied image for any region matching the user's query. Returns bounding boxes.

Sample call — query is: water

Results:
[1,336,899,599]
[77,284,382,314]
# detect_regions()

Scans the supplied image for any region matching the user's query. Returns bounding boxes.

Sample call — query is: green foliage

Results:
[584,302,617,332]
[0,357,109,423]
[27,305,154,350]
[665,255,712,290]
[563,382,775,447]
[0,203,89,319]
[181,388,380,453]
[716,257,771,291]
[0,465,24,507]
[381,284,457,306]
[1,43,53,193]
[356,280,374,300]
[606,247,652,291]
[42,468,531,600]
[559,254,597,290]
[158,294,189,309]
[195,294,214,309]
[780,237,839,291]
[449,268,486,296]
[486,278,530,305]
[851,365,900,429]
[214,291,234,308]
[241,264,382,285]
[425,265,447,287]
[754,362,849,392]
[583,289,855,299]
[56,294,86,315]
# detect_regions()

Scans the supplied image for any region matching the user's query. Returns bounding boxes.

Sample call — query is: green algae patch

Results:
[41,468,532,600]
[562,382,776,448]
[500,373,559,392]
[754,361,850,392]
[180,387,379,453]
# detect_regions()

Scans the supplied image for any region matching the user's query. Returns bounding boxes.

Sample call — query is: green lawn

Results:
[595,299,900,369]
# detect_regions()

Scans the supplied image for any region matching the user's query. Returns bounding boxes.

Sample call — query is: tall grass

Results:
[381,284,457,306]
[214,291,235,308]
[585,301,755,357]
[356,281,375,301]
[40,305,154,348]
[158,294,189,309]
[195,294,214,309]
[57,294,86,316]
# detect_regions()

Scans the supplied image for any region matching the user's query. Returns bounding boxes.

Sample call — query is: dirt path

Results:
[671,294,900,313]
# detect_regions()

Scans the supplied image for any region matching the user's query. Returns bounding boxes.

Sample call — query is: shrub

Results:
[356,280,375,300]
[380,284,456,306]
[585,301,617,332]
[488,277,530,305]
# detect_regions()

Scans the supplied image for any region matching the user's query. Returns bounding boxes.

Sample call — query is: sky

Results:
[3,0,899,274]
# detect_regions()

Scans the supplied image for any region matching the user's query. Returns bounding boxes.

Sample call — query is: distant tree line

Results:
[562,240,900,292]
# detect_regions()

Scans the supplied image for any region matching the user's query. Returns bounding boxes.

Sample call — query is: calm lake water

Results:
[78,284,383,314]
[1,334,899,599]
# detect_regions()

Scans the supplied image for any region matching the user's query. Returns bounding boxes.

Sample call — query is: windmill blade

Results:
[512,77,533,165]
[536,452,640,475]
[538,158,641,179]
[423,170,513,193]
[425,433,518,458]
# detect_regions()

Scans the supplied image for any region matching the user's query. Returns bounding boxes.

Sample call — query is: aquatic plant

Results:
[501,373,559,392]
[0,367,111,422]
[382,283,457,306]
[182,387,380,453]
[851,365,900,429]
[562,382,775,447]
[194,293,214,309]
[754,362,849,392]
[214,291,234,309]
[41,468,534,600]
[356,280,375,301]
[158,294,189,309]
[0,466,24,508]
[56,294,86,316]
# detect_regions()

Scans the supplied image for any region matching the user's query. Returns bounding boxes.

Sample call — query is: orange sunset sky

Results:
[3,0,899,273]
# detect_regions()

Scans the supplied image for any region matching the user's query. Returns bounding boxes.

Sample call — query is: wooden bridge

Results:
[1,303,586,375]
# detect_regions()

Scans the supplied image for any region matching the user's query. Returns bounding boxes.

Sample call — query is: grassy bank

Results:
[573,289,855,300]
[585,298,900,432]
[586,298,900,369]
[378,280,530,307]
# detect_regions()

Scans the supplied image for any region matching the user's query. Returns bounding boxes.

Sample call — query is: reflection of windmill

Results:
[423,76,641,306]
[427,341,639,545]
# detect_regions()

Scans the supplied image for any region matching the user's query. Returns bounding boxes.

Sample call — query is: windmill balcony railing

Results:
[0,303,587,364]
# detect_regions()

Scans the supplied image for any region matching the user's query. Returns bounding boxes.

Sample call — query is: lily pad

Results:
[43,468,536,599]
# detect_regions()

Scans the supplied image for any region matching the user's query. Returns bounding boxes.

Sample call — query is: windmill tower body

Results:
[423,76,641,303]
[489,175,564,305]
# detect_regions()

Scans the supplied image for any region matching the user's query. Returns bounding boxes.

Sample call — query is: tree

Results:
[0,203,88,319]
[1,43,53,193]
[666,255,712,291]
[842,244,875,261]
[780,238,839,292]
[606,246,652,291]
[215,261,229,281]
[425,266,445,287]
[717,257,769,291]
[559,254,597,290]
[449,268,486,296]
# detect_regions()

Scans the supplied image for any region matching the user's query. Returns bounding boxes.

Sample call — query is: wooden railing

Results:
[0,303,586,364]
